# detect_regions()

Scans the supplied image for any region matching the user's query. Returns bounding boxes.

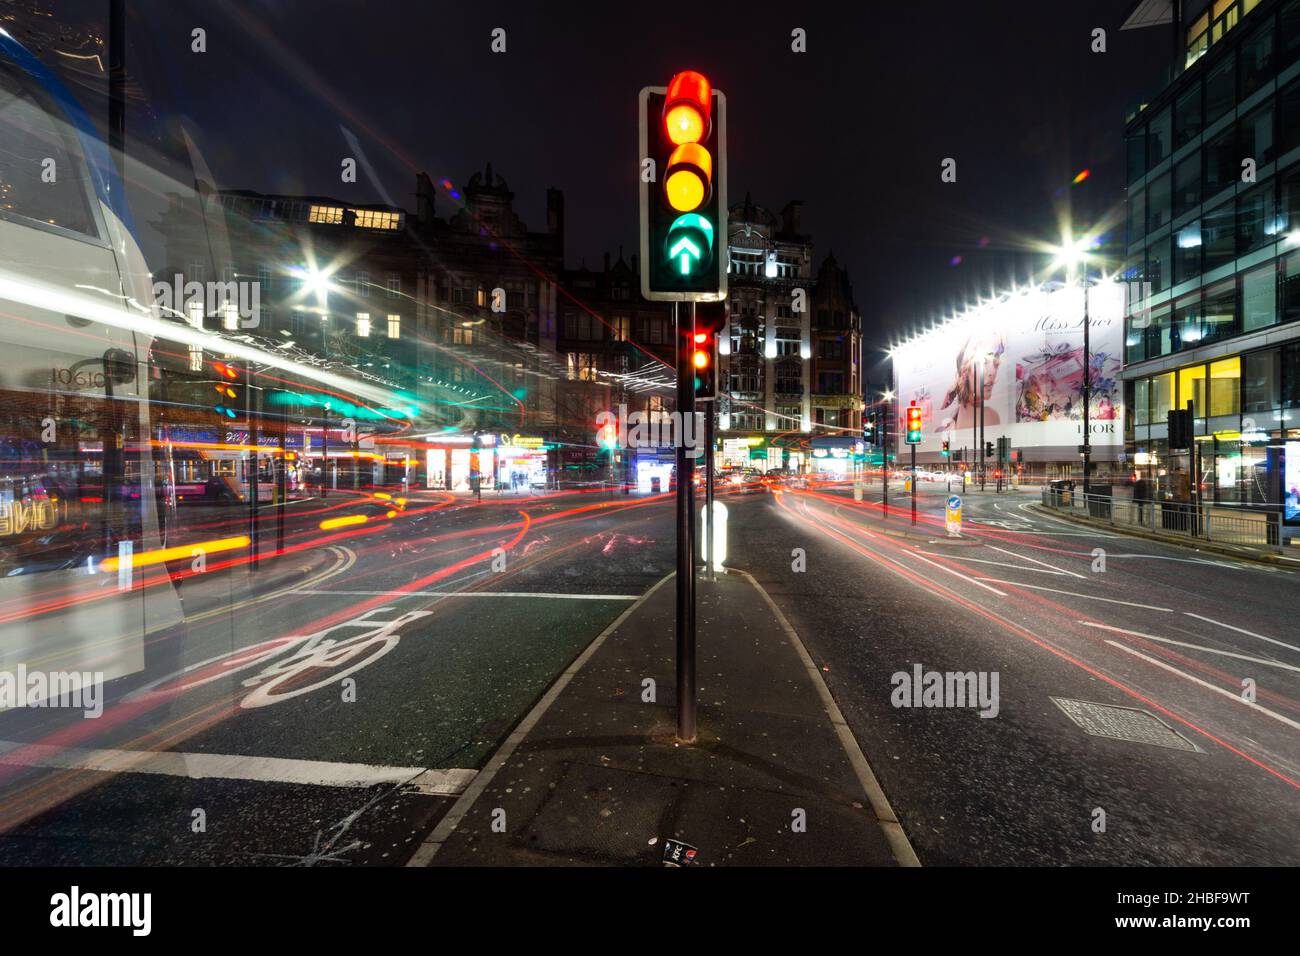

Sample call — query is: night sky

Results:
[44,0,1172,381]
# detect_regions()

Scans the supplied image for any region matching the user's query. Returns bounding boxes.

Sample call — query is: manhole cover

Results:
[1050,697,1201,752]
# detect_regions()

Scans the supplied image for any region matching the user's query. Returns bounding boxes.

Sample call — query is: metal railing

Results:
[1039,486,1285,553]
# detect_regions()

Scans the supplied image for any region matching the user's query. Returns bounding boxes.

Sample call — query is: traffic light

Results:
[639,70,728,301]
[691,328,719,401]
[941,439,950,457]
[984,440,995,459]
[905,403,922,445]
[211,361,240,419]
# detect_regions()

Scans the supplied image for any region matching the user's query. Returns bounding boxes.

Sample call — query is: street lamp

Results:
[1051,236,1100,497]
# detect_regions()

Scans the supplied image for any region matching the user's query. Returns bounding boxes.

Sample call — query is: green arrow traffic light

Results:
[664,213,714,277]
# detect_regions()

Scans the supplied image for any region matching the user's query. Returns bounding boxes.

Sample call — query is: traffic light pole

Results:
[246,362,260,570]
[704,385,715,583]
[1082,282,1092,497]
[911,443,917,526]
[675,300,697,743]
[881,399,889,519]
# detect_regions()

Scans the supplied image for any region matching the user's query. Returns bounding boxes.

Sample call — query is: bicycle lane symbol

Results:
[123,606,435,709]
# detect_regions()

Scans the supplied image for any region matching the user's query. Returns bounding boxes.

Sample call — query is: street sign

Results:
[946,495,962,537]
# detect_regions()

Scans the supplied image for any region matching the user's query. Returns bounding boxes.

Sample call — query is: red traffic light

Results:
[663,70,711,145]
[692,331,711,369]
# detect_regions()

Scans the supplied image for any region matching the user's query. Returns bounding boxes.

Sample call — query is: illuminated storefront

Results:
[496,434,548,490]
[809,436,863,475]
[421,432,497,491]
[1126,345,1299,516]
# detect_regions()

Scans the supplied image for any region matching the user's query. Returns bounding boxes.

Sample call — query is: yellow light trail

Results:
[319,515,369,530]
[100,536,250,572]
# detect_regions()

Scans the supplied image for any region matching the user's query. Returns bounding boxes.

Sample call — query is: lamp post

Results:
[1051,236,1099,498]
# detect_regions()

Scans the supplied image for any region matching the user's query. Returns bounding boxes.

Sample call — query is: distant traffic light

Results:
[640,70,728,300]
[941,439,950,457]
[211,360,241,419]
[691,328,719,401]
[905,403,922,445]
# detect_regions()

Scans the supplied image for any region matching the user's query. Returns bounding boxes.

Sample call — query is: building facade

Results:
[717,197,863,473]
[155,166,567,489]
[1123,0,1300,521]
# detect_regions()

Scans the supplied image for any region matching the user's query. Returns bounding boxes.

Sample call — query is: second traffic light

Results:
[905,403,922,445]
[639,70,728,301]
[691,328,719,401]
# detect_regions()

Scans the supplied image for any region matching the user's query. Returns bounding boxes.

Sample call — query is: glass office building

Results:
[1124,0,1300,517]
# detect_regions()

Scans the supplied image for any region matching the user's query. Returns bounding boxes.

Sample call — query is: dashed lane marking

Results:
[985,544,1087,579]
[289,589,640,600]
[973,579,1174,612]
[912,551,1069,576]
[1103,641,1300,732]
[1182,612,1300,655]
[1077,622,1300,674]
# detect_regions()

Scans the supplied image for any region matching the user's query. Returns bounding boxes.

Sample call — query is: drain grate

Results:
[1050,697,1201,752]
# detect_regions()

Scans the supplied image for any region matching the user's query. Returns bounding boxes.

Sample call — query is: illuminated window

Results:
[186,299,204,329]
[222,300,239,330]
[309,205,344,224]
[567,353,598,382]
[1209,356,1240,416]
[350,208,400,230]
[1152,372,1175,422]
[476,287,486,307]
[1178,363,1207,415]
[188,344,203,372]
[387,314,400,339]
[453,326,473,346]
[356,312,371,337]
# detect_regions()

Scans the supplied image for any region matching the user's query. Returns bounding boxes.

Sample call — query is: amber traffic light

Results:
[639,70,727,300]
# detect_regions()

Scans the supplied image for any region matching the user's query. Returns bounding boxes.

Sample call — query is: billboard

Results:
[892,284,1125,462]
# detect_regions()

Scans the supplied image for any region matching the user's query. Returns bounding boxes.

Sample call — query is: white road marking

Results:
[904,550,1008,595]
[1103,641,1300,732]
[913,551,1069,576]
[1016,503,1120,537]
[290,589,640,601]
[974,579,1173,612]
[1182,612,1300,654]
[0,741,476,793]
[1077,622,1300,674]
[986,544,1087,579]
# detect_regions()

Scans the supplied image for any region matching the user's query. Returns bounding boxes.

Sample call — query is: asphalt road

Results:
[2,478,1296,866]
[732,480,1300,865]
[0,485,679,865]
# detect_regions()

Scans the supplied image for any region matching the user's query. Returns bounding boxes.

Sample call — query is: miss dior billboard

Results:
[892,283,1125,461]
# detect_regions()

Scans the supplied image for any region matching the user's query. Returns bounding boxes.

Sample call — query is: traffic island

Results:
[411,570,914,867]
